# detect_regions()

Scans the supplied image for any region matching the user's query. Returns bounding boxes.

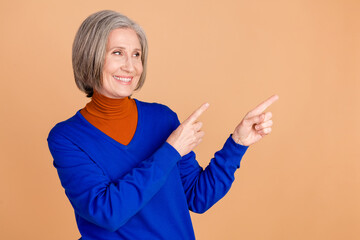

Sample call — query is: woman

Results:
[48,10,278,240]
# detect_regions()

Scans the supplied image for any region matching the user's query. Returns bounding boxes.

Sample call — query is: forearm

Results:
[179,135,248,213]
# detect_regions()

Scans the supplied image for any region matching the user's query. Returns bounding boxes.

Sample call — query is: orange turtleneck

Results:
[80,91,138,145]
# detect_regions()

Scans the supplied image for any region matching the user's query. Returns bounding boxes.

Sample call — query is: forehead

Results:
[107,28,141,49]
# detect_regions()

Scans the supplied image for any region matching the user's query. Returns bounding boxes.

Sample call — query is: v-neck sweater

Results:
[48,100,248,240]
[80,91,137,145]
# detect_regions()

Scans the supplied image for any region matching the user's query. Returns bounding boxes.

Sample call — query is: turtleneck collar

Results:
[84,91,133,120]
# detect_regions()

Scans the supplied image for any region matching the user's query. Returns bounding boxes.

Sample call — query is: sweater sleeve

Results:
[172,112,248,213]
[47,130,181,232]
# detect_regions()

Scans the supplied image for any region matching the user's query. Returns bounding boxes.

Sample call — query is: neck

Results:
[84,91,132,119]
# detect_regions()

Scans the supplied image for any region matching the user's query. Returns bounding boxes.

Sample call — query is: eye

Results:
[113,51,122,55]
[133,52,141,57]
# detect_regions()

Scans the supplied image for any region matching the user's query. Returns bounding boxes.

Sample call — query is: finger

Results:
[263,112,272,122]
[247,95,279,117]
[244,113,265,126]
[190,139,202,151]
[184,103,209,124]
[257,127,272,136]
[192,131,205,148]
[193,121,203,131]
[195,130,205,139]
[255,120,273,131]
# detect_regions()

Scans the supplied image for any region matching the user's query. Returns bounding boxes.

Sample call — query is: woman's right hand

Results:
[166,103,209,157]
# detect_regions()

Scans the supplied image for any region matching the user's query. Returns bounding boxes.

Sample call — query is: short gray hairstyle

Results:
[72,10,148,97]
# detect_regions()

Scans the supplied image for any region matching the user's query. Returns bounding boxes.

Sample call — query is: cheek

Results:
[104,61,118,73]
[136,62,144,76]
[102,63,111,77]
[103,56,123,73]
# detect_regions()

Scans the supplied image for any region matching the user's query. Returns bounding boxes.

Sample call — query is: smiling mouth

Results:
[113,76,132,84]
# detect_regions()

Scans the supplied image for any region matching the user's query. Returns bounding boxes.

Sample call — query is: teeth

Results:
[113,76,131,82]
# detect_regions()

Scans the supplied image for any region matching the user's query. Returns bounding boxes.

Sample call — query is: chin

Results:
[114,91,134,99]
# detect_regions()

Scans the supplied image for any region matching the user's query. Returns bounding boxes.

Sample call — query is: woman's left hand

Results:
[232,95,279,146]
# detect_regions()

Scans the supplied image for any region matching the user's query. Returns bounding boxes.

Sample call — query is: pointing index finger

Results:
[248,95,279,117]
[185,103,209,124]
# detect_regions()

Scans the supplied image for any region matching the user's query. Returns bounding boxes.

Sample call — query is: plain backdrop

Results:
[1,0,359,239]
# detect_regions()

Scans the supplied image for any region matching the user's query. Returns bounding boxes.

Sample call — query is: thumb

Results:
[244,113,264,126]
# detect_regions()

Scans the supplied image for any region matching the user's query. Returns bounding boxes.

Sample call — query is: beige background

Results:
[1,0,359,239]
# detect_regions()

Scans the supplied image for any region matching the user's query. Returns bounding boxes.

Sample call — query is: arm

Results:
[167,95,279,213]
[47,131,181,232]
[178,136,248,213]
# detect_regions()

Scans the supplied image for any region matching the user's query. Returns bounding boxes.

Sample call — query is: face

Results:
[98,28,143,99]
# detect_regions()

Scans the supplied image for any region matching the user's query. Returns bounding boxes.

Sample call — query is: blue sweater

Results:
[47,100,248,240]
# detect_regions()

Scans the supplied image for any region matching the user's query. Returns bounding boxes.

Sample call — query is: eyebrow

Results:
[109,46,141,52]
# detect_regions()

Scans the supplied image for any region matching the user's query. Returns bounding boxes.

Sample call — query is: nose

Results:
[121,55,135,72]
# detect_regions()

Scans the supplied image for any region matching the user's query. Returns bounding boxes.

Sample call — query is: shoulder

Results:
[135,99,180,130]
[135,99,178,120]
[47,111,86,142]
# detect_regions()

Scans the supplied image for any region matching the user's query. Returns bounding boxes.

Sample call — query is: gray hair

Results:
[72,10,148,97]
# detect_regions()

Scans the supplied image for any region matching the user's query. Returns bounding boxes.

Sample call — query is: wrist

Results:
[231,133,246,146]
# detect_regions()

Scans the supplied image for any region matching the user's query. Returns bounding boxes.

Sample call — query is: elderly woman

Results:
[48,10,278,240]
